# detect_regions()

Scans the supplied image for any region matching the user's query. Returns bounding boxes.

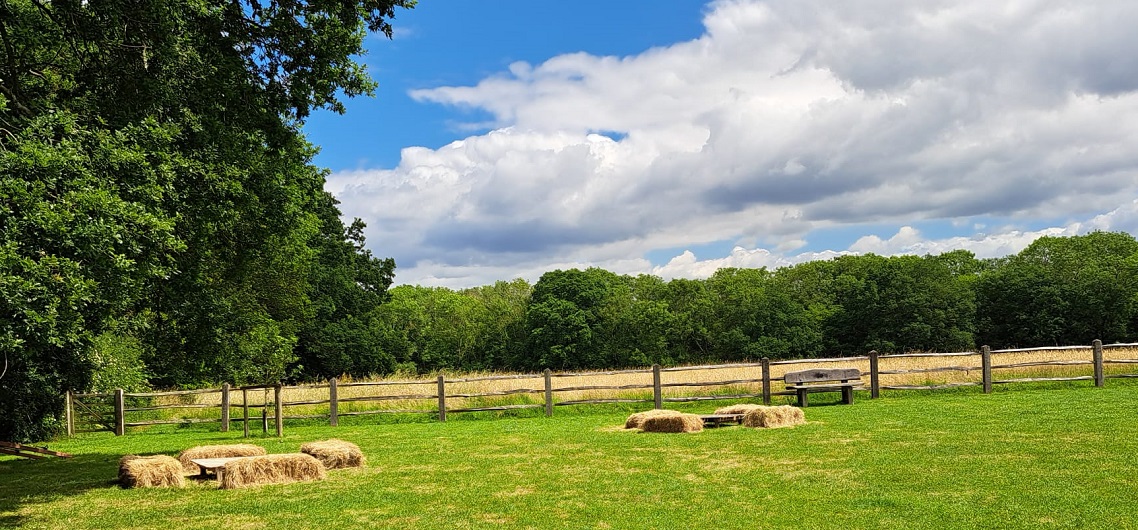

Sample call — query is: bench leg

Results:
[796,388,808,407]
[842,386,854,405]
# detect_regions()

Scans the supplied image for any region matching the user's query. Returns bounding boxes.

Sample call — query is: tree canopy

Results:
[1,0,409,441]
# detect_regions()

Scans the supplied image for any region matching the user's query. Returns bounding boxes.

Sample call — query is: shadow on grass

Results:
[0,451,142,527]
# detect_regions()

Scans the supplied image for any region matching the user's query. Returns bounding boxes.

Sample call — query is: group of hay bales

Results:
[119,438,365,490]
[624,404,806,433]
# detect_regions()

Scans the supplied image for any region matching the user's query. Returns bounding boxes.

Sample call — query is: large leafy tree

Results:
[976,232,1138,348]
[1,0,410,440]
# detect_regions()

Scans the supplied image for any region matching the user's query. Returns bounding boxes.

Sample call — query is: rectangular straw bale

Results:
[714,404,767,415]
[300,439,366,469]
[640,413,704,433]
[743,405,805,428]
[218,453,326,489]
[119,455,185,488]
[625,409,682,429]
[176,443,266,474]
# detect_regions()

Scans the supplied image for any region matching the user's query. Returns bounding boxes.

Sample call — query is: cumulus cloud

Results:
[329,0,1138,287]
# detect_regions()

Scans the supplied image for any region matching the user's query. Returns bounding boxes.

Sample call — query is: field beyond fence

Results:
[65,341,1138,436]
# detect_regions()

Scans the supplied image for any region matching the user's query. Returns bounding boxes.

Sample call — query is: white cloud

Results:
[329,0,1138,287]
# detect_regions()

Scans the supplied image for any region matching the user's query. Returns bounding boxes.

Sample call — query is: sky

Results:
[304,0,1138,288]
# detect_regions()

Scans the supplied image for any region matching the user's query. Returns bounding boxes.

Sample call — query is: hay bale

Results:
[640,413,704,433]
[300,439,365,469]
[119,455,185,488]
[743,405,806,428]
[713,404,767,415]
[218,453,327,489]
[624,409,682,429]
[176,443,266,474]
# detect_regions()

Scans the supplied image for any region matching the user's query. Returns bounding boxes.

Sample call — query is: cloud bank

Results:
[327,0,1138,287]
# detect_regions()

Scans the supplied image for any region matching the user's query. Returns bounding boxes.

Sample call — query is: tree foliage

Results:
[1,0,409,441]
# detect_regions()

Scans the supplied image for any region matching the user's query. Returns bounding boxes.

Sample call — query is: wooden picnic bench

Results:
[698,414,745,428]
[784,368,863,407]
[189,457,248,480]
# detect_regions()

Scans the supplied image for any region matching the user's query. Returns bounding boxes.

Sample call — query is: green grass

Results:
[3,382,1137,529]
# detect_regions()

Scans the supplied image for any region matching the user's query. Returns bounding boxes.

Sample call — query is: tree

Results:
[1,0,411,440]
[0,115,180,440]
[977,232,1138,348]
[706,268,823,360]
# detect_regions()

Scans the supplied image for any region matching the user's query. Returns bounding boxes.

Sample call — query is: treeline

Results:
[331,231,1137,376]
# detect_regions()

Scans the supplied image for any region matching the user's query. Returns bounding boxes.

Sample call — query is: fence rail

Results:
[66,340,1138,437]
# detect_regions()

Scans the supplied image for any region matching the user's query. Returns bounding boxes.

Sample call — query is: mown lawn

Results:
[2,383,1136,529]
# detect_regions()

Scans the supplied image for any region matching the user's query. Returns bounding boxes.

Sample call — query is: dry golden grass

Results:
[300,439,366,469]
[743,405,805,428]
[136,345,1138,422]
[119,455,185,488]
[218,453,326,489]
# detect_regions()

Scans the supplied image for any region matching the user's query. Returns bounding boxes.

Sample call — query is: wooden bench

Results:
[189,457,248,481]
[698,414,745,428]
[784,368,863,407]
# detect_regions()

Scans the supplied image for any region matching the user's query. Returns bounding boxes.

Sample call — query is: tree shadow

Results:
[0,451,144,527]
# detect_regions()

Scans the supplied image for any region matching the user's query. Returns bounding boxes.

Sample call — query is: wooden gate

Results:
[65,391,119,435]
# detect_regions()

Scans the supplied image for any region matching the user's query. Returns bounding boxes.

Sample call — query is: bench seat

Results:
[784,368,863,407]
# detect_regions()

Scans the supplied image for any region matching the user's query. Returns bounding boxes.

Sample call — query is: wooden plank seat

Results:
[784,368,863,407]
[698,414,745,427]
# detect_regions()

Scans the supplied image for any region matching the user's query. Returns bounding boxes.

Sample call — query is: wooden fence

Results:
[65,340,1138,437]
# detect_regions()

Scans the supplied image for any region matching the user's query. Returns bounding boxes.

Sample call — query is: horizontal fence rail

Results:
[68,340,1138,437]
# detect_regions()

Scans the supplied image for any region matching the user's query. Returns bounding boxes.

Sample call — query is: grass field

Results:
[4,381,1138,529]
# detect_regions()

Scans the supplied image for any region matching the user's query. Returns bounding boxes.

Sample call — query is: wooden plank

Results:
[992,376,1093,384]
[699,414,744,427]
[882,382,981,390]
[878,366,979,375]
[553,382,660,391]
[771,356,869,365]
[784,368,861,383]
[0,447,44,459]
[660,378,763,388]
[0,441,73,458]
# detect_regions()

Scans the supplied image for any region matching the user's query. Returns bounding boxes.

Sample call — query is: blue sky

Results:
[305,2,708,170]
[307,0,1138,287]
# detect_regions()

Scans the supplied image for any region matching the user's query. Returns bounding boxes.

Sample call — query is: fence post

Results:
[761,358,771,406]
[437,375,447,422]
[544,369,553,417]
[65,390,74,437]
[869,350,880,399]
[274,384,283,437]
[113,389,125,436]
[242,388,249,437]
[329,377,339,427]
[652,364,662,409]
[1093,339,1104,387]
[220,383,230,432]
[981,345,992,394]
